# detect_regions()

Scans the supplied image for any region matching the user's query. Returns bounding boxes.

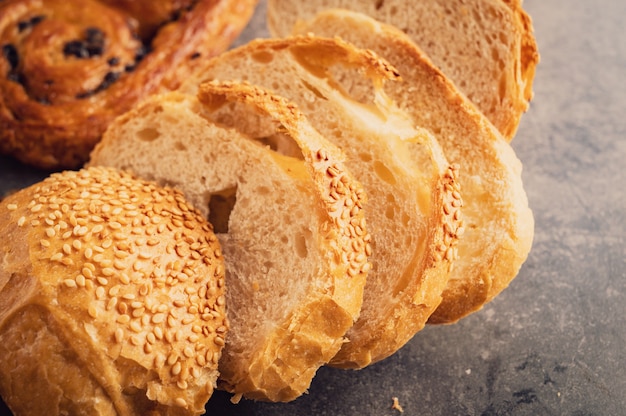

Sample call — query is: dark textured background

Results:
[1,0,625,414]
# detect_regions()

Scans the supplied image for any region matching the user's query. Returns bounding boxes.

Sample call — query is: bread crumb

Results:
[391,397,404,413]
[230,393,243,404]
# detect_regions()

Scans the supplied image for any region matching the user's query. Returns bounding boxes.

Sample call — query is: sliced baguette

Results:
[89,82,370,401]
[181,36,462,368]
[267,0,539,140]
[294,10,534,323]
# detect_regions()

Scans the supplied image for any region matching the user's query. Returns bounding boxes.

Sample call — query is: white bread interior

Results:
[293,10,535,323]
[89,83,370,400]
[266,0,539,140]
[180,36,463,368]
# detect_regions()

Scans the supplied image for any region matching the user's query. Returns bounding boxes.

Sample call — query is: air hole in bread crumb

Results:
[256,133,304,160]
[174,141,187,151]
[374,161,397,185]
[137,127,160,142]
[295,231,310,258]
[207,186,237,234]
[359,152,373,162]
[300,79,328,101]
[251,50,274,64]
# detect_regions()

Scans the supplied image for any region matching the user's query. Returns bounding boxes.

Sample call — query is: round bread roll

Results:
[0,166,227,416]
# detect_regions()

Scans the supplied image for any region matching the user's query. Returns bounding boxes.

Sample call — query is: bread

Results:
[179,35,463,368]
[0,166,227,416]
[0,0,258,169]
[292,10,534,323]
[266,0,539,141]
[89,82,370,400]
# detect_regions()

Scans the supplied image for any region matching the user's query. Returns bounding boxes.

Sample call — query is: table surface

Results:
[1,1,625,415]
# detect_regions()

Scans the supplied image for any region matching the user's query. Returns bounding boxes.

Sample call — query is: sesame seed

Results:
[115,328,124,343]
[76,275,86,287]
[213,335,225,347]
[88,304,98,318]
[6,203,17,210]
[167,352,179,365]
[171,362,182,376]
[64,279,77,288]
[130,321,142,333]
[174,398,187,408]
[95,286,106,299]
[106,297,117,311]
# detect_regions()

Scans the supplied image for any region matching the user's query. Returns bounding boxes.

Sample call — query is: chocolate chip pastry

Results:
[0,0,258,169]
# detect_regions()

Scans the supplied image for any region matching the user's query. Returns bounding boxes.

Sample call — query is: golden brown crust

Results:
[0,0,258,169]
[0,166,227,415]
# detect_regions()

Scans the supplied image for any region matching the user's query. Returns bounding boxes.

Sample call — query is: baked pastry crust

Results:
[0,0,257,169]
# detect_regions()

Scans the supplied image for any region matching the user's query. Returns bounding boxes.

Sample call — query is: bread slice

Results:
[89,83,370,401]
[293,10,534,323]
[180,36,462,368]
[266,0,539,141]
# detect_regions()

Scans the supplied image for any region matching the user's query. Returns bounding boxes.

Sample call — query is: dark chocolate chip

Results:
[63,40,89,58]
[190,52,201,60]
[76,71,121,98]
[2,44,19,70]
[107,56,120,66]
[85,27,105,44]
[17,15,46,32]
[17,21,30,32]
[7,71,24,84]
[30,15,46,26]
[63,27,106,59]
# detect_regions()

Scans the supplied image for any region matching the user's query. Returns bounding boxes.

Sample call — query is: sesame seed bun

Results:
[0,166,227,416]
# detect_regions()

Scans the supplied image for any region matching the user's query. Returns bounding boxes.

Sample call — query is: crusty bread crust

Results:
[180,36,464,367]
[0,167,227,415]
[90,82,370,400]
[267,0,539,141]
[294,10,534,323]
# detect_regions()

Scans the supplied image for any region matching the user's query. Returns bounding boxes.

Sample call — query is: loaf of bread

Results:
[0,166,227,415]
[0,0,257,169]
[181,35,462,368]
[266,0,539,141]
[292,10,534,323]
[89,82,371,400]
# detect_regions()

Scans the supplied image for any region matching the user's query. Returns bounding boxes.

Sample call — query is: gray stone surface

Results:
[1,0,625,414]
